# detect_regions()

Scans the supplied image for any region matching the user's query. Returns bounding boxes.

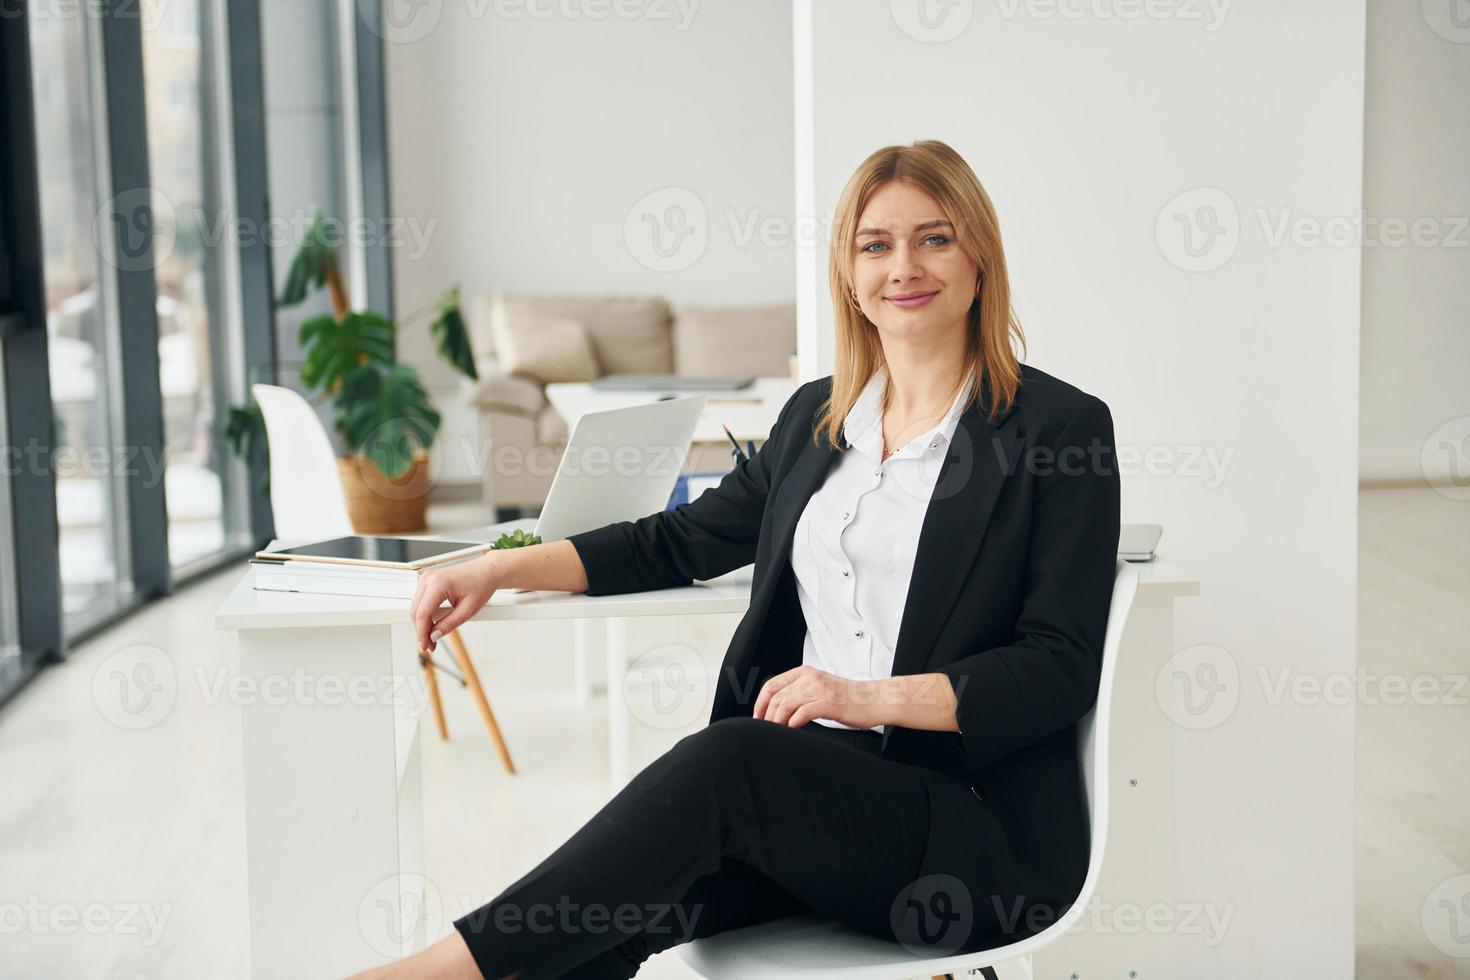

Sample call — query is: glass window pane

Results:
[29,12,133,618]
[141,0,249,568]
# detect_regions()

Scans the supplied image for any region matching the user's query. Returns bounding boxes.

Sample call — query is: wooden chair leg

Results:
[444,631,516,775]
[419,651,449,741]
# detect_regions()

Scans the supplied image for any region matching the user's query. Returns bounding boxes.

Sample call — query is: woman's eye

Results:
[923,234,951,247]
[861,241,888,254]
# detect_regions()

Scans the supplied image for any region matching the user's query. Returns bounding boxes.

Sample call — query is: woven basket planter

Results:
[337,449,432,534]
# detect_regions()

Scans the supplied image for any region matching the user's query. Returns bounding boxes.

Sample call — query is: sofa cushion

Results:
[487,305,600,384]
[672,302,797,378]
[495,293,673,376]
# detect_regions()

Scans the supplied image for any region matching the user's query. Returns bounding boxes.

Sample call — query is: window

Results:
[140,0,251,571]
[29,10,135,619]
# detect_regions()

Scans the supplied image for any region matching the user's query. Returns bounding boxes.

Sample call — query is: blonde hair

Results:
[814,139,1026,451]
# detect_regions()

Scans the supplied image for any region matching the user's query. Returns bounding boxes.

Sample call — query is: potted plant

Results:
[226,213,478,534]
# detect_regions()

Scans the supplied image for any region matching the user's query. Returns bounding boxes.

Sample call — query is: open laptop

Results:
[532,395,707,543]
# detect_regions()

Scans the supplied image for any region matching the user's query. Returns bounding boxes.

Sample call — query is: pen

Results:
[722,424,747,463]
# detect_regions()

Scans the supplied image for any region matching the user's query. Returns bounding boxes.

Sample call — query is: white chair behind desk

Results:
[250,383,517,773]
[251,383,354,539]
[677,559,1141,980]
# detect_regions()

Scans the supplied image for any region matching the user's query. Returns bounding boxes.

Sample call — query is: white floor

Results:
[0,489,1464,978]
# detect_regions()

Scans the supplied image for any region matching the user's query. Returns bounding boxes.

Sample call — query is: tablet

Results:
[254,536,492,570]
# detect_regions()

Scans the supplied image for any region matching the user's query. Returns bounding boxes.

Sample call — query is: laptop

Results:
[532,394,708,543]
[1118,524,1163,561]
[592,373,754,392]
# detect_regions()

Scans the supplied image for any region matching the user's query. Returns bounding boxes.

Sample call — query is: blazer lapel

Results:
[883,393,1020,749]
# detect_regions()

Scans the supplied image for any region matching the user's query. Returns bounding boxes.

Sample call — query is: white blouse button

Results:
[854,627,864,637]
[841,568,850,576]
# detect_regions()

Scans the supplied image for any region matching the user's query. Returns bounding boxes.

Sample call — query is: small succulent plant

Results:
[491,528,542,550]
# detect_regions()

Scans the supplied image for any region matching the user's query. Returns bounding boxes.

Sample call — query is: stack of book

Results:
[250,536,492,600]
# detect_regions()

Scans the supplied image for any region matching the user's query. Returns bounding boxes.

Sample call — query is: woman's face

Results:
[850,180,978,347]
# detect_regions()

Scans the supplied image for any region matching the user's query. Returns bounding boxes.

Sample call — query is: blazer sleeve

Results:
[565,383,806,597]
[936,395,1121,774]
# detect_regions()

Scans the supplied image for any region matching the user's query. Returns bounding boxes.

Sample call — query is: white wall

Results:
[384,0,797,403]
[1361,0,1470,484]
[799,2,1362,976]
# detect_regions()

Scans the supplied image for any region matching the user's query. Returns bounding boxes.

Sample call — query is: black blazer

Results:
[567,364,1120,897]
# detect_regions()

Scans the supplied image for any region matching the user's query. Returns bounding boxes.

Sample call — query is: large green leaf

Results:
[223,399,270,495]
[298,310,395,394]
[277,212,338,309]
[335,364,441,479]
[428,286,477,380]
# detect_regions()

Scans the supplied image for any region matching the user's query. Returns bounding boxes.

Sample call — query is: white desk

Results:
[545,377,796,443]
[213,522,750,979]
[215,542,1195,978]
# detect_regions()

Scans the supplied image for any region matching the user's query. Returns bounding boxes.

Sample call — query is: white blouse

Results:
[790,364,976,732]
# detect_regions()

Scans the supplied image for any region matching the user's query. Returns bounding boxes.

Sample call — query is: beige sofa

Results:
[461,291,797,515]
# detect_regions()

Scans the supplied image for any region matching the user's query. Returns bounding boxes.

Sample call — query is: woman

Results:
[356,139,1120,980]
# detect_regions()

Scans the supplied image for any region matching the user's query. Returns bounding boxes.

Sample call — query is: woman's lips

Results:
[884,290,939,309]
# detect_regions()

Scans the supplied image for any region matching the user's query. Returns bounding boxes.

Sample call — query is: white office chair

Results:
[677,559,1141,980]
[251,383,516,773]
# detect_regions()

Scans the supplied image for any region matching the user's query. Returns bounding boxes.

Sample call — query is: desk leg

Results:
[573,618,597,707]
[1029,592,1180,980]
[237,624,423,979]
[606,617,629,787]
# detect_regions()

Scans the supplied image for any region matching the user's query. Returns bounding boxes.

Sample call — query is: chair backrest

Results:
[252,383,354,540]
[1070,559,1140,913]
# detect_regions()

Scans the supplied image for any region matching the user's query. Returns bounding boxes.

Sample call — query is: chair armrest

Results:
[463,357,545,418]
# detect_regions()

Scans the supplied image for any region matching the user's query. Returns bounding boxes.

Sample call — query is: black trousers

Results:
[452,716,1042,979]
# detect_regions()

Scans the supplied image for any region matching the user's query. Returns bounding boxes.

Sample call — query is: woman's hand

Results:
[410,554,504,652]
[752,666,882,730]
